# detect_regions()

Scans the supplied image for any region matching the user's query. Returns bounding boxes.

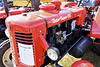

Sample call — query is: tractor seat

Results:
[89,7,100,39]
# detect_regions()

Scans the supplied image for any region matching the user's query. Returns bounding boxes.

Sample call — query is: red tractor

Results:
[0,0,36,66]
[1,0,100,67]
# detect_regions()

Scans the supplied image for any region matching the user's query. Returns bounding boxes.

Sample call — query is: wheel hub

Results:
[2,48,13,67]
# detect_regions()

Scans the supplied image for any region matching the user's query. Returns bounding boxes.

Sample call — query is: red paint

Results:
[6,1,87,67]
[89,7,100,39]
[0,7,30,19]
[95,0,100,6]
[39,3,56,11]
[51,0,61,10]
[64,2,77,7]
[72,60,94,67]
[40,35,49,51]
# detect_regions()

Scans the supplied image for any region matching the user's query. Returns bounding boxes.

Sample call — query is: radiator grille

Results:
[15,32,33,44]
[15,32,35,66]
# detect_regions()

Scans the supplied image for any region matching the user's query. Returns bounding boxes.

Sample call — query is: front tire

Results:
[0,39,13,67]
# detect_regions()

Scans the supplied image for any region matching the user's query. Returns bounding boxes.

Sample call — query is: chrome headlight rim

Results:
[5,29,10,38]
[47,47,60,61]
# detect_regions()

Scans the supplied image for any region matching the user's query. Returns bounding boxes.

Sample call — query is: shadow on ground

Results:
[82,47,100,67]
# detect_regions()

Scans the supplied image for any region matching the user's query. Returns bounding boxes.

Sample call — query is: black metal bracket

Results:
[3,0,9,17]
[55,36,83,67]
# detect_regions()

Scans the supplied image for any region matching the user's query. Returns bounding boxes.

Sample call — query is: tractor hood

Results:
[6,6,86,30]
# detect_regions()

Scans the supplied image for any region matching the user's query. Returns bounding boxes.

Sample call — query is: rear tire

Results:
[93,39,100,56]
[0,39,13,67]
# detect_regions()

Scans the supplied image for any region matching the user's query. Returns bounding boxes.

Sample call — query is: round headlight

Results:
[47,47,60,61]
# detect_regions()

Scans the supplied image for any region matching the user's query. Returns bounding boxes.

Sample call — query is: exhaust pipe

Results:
[3,0,9,17]
[31,0,40,11]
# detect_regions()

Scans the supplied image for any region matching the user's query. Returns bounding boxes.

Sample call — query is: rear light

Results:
[15,32,35,66]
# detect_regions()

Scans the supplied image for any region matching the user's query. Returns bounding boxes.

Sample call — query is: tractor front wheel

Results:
[0,39,13,67]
